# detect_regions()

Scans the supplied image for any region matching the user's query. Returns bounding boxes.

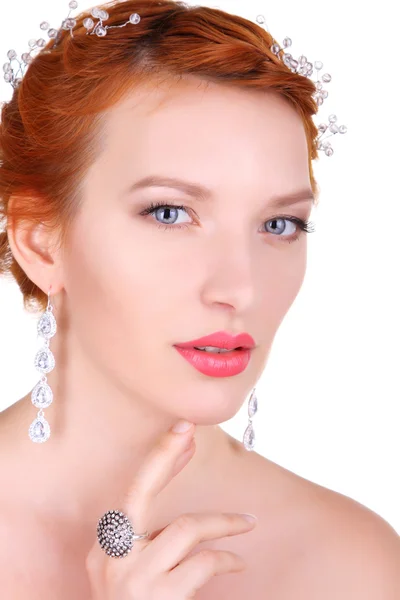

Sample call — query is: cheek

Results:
[60,209,186,361]
[262,246,307,331]
[63,207,183,303]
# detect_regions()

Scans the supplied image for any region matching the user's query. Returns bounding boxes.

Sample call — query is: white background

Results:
[1,0,399,532]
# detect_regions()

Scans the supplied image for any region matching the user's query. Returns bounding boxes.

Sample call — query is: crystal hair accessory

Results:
[1,2,347,159]
[2,1,141,89]
[256,14,347,157]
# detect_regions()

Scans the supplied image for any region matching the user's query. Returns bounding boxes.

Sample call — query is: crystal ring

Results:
[97,510,150,558]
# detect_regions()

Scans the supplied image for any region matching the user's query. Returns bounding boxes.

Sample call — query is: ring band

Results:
[97,510,150,558]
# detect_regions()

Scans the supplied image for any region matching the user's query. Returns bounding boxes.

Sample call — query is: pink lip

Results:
[174,346,252,377]
[174,330,256,351]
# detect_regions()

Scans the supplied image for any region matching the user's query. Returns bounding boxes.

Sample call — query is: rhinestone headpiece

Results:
[1,3,347,158]
[255,15,347,157]
[2,1,141,89]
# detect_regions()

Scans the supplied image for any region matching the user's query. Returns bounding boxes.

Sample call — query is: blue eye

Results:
[265,217,295,236]
[139,201,315,242]
[140,202,191,230]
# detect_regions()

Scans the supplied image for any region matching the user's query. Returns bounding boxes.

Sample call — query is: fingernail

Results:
[240,513,258,523]
[172,420,193,433]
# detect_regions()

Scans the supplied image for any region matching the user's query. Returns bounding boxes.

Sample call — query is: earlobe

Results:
[6,214,59,293]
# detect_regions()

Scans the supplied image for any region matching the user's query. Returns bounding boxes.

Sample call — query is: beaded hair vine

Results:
[1,1,347,157]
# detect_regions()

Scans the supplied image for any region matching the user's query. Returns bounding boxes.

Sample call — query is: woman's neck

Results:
[0,369,233,537]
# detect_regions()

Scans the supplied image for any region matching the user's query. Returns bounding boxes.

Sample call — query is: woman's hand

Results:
[85,420,257,599]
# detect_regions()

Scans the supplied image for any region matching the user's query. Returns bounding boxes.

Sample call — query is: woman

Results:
[0,0,399,598]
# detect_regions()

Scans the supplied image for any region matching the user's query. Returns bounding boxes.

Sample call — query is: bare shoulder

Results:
[290,485,400,599]
[247,449,400,599]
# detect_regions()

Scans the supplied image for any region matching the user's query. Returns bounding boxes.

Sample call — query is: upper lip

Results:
[175,330,256,350]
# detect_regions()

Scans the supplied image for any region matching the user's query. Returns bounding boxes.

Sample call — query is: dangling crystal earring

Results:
[243,387,258,451]
[28,285,57,443]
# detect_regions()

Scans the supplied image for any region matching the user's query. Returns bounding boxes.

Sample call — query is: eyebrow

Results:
[126,175,315,207]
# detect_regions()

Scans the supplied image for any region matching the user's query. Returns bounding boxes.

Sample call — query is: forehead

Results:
[99,76,311,192]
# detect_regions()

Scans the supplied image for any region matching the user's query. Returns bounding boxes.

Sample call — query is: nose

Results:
[200,234,257,314]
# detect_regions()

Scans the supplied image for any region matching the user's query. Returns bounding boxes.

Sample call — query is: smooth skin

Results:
[1,75,400,598]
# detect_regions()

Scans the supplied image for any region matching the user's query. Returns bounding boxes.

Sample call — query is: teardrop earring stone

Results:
[37,310,57,339]
[248,388,258,418]
[31,380,53,409]
[34,347,55,373]
[29,414,50,443]
[243,422,255,451]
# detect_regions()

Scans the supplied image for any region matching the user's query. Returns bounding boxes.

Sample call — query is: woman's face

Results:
[60,76,314,424]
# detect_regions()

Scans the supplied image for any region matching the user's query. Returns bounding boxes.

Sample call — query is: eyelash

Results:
[140,201,315,243]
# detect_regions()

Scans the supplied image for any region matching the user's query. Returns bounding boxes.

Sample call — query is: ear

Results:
[6,197,64,296]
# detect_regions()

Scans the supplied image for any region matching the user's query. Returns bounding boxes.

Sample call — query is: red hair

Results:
[0,0,320,313]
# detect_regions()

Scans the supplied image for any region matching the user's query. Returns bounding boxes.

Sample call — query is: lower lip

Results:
[174,346,252,377]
